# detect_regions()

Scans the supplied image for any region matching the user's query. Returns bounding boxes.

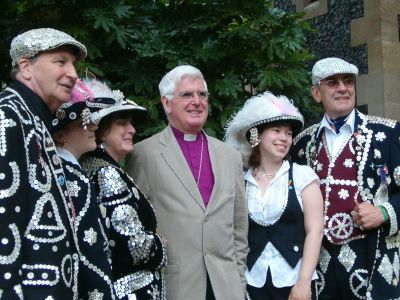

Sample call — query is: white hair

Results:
[158,65,208,101]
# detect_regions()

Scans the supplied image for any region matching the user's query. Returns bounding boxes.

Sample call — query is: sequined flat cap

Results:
[312,57,359,85]
[10,28,87,66]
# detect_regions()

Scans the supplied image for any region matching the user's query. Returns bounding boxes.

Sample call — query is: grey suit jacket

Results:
[125,125,248,300]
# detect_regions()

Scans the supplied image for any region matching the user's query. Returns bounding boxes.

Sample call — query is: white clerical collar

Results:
[184,133,197,142]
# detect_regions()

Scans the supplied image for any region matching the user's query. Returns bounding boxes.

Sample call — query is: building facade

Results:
[274,0,400,119]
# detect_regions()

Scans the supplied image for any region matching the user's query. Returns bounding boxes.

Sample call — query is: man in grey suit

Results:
[125,65,248,300]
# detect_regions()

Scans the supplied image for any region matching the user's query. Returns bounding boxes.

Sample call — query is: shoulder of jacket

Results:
[293,123,319,145]
[361,113,399,129]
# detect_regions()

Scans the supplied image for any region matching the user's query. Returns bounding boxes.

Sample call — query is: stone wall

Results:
[273,0,400,119]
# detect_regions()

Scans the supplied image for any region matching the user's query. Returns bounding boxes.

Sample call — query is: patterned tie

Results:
[329,115,349,134]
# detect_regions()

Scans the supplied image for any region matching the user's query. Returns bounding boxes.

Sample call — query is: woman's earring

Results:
[100,142,107,151]
[249,127,260,147]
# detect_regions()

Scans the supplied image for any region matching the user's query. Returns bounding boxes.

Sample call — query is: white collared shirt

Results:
[56,147,81,167]
[245,161,319,288]
[316,110,355,159]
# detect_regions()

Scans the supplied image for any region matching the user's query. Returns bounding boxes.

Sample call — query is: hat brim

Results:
[12,41,87,67]
[51,102,88,133]
[245,117,304,143]
[90,104,147,125]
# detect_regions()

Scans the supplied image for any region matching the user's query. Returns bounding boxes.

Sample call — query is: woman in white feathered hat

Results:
[224,92,324,300]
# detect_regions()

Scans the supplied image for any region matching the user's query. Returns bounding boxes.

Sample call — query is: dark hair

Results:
[95,110,134,144]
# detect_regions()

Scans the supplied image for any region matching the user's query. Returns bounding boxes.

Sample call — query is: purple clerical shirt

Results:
[171,126,214,206]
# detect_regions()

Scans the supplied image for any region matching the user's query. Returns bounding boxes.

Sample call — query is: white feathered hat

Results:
[82,79,147,125]
[224,91,304,166]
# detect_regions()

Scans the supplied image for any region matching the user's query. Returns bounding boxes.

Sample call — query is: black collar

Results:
[9,81,53,130]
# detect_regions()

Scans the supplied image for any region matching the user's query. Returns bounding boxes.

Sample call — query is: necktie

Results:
[330,115,348,134]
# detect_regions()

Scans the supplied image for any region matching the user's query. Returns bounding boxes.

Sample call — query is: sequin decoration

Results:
[25,193,67,243]
[88,288,104,300]
[10,28,87,66]
[83,228,98,246]
[338,244,356,272]
[113,271,154,299]
[393,166,400,187]
[0,162,20,199]
[111,205,141,236]
[0,224,21,265]
[98,167,130,200]
[319,246,331,273]
[375,132,386,142]
[378,254,396,285]
[0,111,17,156]
[22,264,60,286]
[349,269,368,298]
[56,109,66,120]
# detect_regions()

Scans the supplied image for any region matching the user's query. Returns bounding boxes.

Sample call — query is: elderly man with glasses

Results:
[292,57,400,299]
[126,65,248,300]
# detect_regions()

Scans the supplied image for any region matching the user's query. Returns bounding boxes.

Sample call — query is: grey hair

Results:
[10,56,39,81]
[158,65,208,101]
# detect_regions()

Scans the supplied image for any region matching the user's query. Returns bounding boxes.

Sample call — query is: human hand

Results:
[288,279,311,300]
[352,202,385,230]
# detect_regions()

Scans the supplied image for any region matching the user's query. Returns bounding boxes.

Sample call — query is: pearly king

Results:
[293,111,400,299]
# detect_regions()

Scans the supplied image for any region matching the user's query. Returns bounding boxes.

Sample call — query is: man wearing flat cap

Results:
[292,57,400,299]
[0,28,88,299]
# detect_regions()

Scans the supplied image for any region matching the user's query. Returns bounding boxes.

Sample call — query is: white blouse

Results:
[245,161,319,288]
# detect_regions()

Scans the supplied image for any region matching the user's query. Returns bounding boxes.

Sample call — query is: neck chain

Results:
[253,167,275,181]
[196,134,204,186]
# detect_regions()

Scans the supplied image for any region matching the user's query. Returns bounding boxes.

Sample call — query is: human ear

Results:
[161,96,172,114]
[18,59,32,80]
[52,131,65,147]
[311,86,322,104]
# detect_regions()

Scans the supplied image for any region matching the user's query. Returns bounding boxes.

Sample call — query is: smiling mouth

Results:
[275,145,287,151]
[60,84,73,91]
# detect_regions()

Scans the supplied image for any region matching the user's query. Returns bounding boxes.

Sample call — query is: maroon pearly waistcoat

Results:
[316,136,367,244]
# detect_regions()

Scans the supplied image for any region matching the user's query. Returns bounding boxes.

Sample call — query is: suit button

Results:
[293,245,299,252]
[204,217,208,222]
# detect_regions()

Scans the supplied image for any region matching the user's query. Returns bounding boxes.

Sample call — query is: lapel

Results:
[205,136,224,212]
[159,126,206,210]
[353,110,373,177]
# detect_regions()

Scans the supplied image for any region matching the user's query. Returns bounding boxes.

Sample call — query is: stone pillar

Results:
[292,0,327,19]
[351,0,400,119]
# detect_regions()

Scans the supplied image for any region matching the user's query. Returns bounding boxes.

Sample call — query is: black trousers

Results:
[247,269,292,300]
[312,238,369,300]
[206,273,216,300]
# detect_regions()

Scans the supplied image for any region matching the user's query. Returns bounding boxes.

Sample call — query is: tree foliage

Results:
[0,0,321,140]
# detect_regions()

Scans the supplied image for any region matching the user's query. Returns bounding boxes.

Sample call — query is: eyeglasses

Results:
[176,91,209,101]
[319,76,356,88]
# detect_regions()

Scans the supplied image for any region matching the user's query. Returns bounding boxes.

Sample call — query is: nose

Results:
[66,62,78,80]
[128,123,136,135]
[279,132,290,141]
[191,94,202,105]
[336,80,347,91]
